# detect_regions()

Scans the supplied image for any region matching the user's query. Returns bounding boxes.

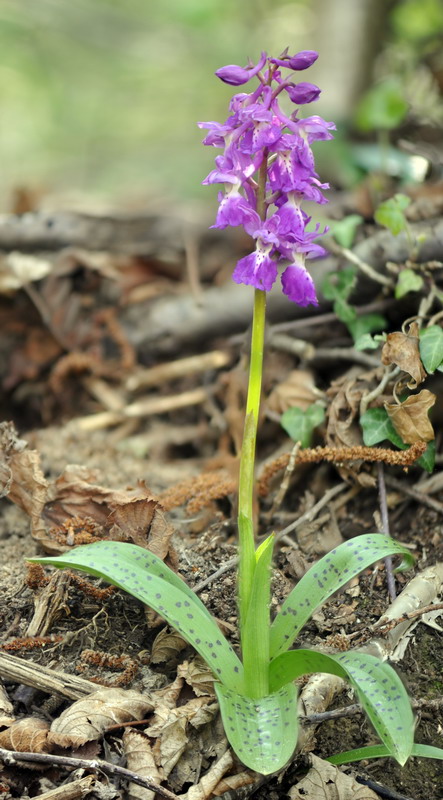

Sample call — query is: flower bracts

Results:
[199,49,335,306]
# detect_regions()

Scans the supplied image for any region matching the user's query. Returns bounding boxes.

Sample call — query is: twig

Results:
[355,775,417,800]
[325,239,394,288]
[0,747,179,800]
[313,347,380,368]
[0,652,99,699]
[274,482,348,544]
[302,695,443,726]
[24,775,96,799]
[71,387,210,431]
[126,350,232,392]
[359,366,400,416]
[377,462,396,602]
[385,475,443,516]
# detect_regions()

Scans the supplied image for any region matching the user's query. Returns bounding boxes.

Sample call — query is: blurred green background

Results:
[0,0,441,215]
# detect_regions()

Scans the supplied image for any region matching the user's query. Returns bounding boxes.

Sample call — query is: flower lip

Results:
[215,52,267,86]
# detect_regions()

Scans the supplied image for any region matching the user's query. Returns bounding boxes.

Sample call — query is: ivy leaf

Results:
[395,268,424,299]
[419,326,443,373]
[355,79,408,132]
[417,440,435,473]
[281,404,325,448]
[360,407,406,449]
[334,298,356,325]
[374,193,411,236]
[321,266,357,302]
[348,313,387,344]
[330,214,363,248]
[354,333,381,351]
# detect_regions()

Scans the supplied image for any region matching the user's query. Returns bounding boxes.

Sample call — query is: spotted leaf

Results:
[269,649,413,766]
[29,542,244,692]
[215,682,298,774]
[270,534,413,659]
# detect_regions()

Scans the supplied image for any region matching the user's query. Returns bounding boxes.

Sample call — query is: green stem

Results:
[237,151,269,688]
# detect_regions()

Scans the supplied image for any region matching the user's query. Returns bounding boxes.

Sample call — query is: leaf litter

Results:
[0,202,442,799]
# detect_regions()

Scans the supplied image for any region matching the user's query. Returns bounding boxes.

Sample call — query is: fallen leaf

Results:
[289,753,378,799]
[266,370,323,414]
[385,389,436,443]
[0,682,15,728]
[151,628,188,665]
[0,422,48,542]
[123,728,163,800]
[48,688,154,748]
[381,322,426,387]
[0,718,49,753]
[177,658,216,697]
[0,252,52,293]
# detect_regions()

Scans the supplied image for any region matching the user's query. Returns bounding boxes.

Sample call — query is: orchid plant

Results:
[29,50,436,775]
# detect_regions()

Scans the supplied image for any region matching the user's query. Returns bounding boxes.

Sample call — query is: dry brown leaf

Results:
[177,658,216,697]
[289,754,378,799]
[325,368,381,487]
[381,322,426,387]
[0,682,15,728]
[151,628,188,665]
[0,718,49,753]
[48,688,154,748]
[385,389,436,443]
[266,370,323,414]
[123,728,163,800]
[0,252,52,292]
[110,498,174,561]
[0,422,48,542]
[154,717,188,777]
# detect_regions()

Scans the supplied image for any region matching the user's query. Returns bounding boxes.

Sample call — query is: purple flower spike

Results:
[281,260,318,306]
[270,50,318,70]
[285,82,321,105]
[216,52,267,86]
[201,50,334,305]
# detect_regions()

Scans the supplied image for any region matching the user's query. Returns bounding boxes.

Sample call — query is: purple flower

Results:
[213,189,257,230]
[216,52,267,86]
[281,258,318,306]
[233,247,278,291]
[270,50,318,71]
[285,82,321,105]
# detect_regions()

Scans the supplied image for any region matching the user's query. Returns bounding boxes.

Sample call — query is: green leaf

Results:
[360,407,406,449]
[354,333,380,351]
[29,542,244,692]
[321,266,357,302]
[270,534,413,659]
[417,440,435,473]
[395,268,424,299]
[269,649,413,766]
[327,742,443,765]
[334,297,356,325]
[355,79,408,132]
[419,326,443,373]
[330,214,363,249]
[348,313,387,344]
[374,193,411,236]
[280,404,325,448]
[215,682,298,774]
[242,534,274,698]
